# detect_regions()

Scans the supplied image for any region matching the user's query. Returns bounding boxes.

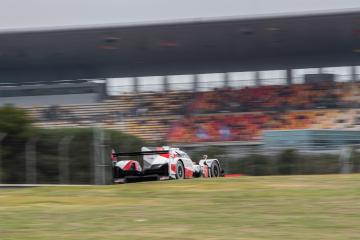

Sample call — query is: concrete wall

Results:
[0,93,98,107]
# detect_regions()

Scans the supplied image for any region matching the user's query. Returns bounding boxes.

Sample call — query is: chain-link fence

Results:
[1,129,359,185]
[0,127,147,185]
[183,144,360,176]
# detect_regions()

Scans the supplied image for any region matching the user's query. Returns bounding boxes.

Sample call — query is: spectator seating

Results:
[189,82,359,113]
[23,92,190,141]
[23,81,360,142]
[168,109,360,143]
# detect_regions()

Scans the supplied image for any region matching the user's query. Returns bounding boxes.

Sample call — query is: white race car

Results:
[111,146,223,183]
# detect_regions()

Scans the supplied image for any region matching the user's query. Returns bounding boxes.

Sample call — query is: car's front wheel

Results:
[211,161,221,177]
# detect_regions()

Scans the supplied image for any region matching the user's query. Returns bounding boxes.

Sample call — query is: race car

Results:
[111,146,223,183]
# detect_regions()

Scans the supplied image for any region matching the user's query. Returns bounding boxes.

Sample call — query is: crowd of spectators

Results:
[168,112,310,142]
[188,82,360,114]
[168,109,360,142]
[28,81,360,142]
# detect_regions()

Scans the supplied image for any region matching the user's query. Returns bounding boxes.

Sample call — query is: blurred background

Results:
[0,0,360,184]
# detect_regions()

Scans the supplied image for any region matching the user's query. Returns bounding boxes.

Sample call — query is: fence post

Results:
[339,146,353,174]
[58,136,74,184]
[93,126,100,185]
[0,133,6,184]
[26,138,38,184]
[93,122,111,185]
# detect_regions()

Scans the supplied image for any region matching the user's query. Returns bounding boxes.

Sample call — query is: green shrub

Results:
[277,149,300,175]
[238,154,273,176]
[0,105,33,137]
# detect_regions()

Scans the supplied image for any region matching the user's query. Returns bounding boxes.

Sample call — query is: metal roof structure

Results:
[1,0,359,30]
[0,10,359,83]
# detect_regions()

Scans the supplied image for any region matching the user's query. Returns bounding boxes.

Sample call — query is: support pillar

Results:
[286,69,293,85]
[351,66,357,82]
[164,76,169,91]
[134,77,139,93]
[193,75,198,92]
[224,73,230,88]
[255,71,261,86]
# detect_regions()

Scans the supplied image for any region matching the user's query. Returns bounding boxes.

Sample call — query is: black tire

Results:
[114,167,124,178]
[211,161,221,177]
[193,169,202,178]
[176,161,185,179]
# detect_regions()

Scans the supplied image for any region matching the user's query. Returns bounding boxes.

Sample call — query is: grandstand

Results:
[18,79,360,143]
[24,92,190,140]
[0,10,359,145]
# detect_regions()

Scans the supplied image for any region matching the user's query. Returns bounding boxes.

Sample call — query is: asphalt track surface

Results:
[0,184,91,189]
[0,185,37,189]
[0,175,242,188]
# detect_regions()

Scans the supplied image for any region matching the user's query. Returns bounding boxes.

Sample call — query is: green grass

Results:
[0,175,360,240]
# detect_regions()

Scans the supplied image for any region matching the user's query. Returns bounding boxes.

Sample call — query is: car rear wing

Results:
[113,150,170,157]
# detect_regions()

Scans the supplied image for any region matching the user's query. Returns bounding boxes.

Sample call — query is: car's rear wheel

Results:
[176,161,185,179]
[211,161,221,177]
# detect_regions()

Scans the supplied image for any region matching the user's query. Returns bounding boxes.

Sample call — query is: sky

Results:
[0,0,359,30]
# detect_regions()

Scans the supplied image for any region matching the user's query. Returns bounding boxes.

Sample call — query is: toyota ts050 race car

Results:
[111,146,223,183]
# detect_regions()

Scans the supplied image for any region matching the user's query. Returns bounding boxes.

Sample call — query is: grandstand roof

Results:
[1,0,359,30]
[0,10,359,82]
